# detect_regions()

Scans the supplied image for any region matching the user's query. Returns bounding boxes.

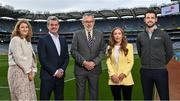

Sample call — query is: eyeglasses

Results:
[83,21,94,23]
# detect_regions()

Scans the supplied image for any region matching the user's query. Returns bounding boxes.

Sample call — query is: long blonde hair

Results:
[11,20,33,42]
[107,27,128,57]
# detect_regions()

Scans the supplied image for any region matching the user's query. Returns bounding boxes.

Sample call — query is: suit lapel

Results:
[48,34,59,56]
[32,50,37,64]
[59,37,62,56]
[92,30,97,43]
[90,30,98,48]
[81,30,90,47]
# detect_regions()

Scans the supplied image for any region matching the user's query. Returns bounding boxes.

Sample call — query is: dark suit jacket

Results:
[71,29,105,75]
[38,34,69,79]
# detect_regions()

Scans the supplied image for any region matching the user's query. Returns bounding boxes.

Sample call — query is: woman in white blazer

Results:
[8,20,37,100]
[106,27,134,100]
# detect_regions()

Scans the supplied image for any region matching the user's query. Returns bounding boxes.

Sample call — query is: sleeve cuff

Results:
[82,60,86,66]
[32,68,37,72]
[53,70,59,76]
[59,68,64,72]
[25,69,32,74]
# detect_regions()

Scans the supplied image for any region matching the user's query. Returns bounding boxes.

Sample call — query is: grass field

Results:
[0,54,143,100]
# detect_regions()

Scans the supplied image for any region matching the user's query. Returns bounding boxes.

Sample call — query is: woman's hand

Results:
[28,71,34,81]
[111,75,119,83]
[118,73,126,82]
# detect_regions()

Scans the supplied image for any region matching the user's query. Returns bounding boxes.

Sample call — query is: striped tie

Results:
[88,32,93,47]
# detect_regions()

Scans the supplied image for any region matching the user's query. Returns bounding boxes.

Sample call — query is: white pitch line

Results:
[0,78,76,90]
[65,77,75,82]
[0,59,7,60]
[0,68,108,90]
[0,86,9,89]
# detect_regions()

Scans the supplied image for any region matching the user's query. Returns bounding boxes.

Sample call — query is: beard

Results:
[146,22,156,28]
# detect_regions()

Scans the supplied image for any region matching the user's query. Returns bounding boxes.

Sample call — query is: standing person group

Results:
[7,10,173,100]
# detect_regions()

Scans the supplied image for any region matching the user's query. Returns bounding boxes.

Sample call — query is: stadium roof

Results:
[0,5,162,21]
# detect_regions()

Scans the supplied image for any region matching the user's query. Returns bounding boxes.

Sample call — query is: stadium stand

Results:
[0,2,180,100]
[1,15,180,43]
[0,43,9,54]
[0,2,180,52]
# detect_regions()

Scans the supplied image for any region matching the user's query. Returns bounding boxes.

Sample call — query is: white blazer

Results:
[8,36,37,74]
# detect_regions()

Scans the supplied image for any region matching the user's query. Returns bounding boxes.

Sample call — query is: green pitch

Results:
[0,55,143,100]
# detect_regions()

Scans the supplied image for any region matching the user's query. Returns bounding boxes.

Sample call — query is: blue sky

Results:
[0,0,171,13]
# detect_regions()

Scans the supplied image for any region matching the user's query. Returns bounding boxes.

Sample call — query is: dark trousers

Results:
[140,68,169,100]
[110,85,133,101]
[75,73,99,100]
[40,77,64,100]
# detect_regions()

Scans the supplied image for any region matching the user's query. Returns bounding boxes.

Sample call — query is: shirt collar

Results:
[146,25,157,33]
[49,32,59,38]
[85,30,93,35]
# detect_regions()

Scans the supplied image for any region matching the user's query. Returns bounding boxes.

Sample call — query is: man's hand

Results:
[83,61,91,70]
[55,69,64,78]
[89,61,95,68]
[83,61,95,70]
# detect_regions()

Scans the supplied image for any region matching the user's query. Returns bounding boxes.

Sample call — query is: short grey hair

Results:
[47,16,59,26]
[82,13,94,21]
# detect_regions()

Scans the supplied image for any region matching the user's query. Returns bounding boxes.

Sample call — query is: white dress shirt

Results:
[114,45,120,64]
[49,32,61,56]
[85,30,93,40]
[49,32,63,76]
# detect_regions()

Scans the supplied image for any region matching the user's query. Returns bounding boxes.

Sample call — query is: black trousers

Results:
[110,85,133,101]
[140,68,169,100]
[40,77,64,100]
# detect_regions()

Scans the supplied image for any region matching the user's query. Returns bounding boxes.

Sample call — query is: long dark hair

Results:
[107,27,128,57]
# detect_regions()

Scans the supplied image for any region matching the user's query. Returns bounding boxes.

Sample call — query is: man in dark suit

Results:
[71,13,105,100]
[38,16,69,100]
